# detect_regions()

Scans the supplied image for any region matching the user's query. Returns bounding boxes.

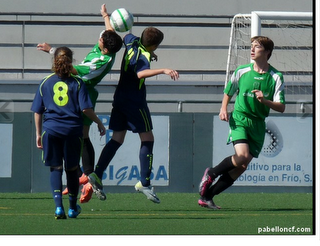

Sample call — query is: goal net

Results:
[225,11,313,107]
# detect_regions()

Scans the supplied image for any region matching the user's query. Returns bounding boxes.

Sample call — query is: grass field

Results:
[0,192,314,236]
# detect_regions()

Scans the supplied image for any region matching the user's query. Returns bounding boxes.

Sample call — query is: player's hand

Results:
[97,123,106,136]
[37,43,51,53]
[164,69,179,80]
[219,108,229,122]
[36,136,43,149]
[101,3,108,17]
[251,89,265,103]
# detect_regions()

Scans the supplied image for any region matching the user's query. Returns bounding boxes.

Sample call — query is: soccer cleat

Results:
[135,181,160,204]
[68,204,82,218]
[54,207,67,220]
[198,197,221,210]
[88,172,106,201]
[62,173,89,195]
[62,187,69,195]
[199,167,214,197]
[79,173,89,185]
[79,183,93,203]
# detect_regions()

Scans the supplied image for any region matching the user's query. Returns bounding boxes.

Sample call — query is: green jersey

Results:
[74,43,116,89]
[224,63,285,120]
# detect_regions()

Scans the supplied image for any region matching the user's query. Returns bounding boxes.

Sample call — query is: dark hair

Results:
[101,30,123,54]
[251,36,274,60]
[52,47,73,78]
[141,27,164,47]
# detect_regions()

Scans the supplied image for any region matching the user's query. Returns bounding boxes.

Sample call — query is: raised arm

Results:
[36,42,53,53]
[36,43,78,75]
[101,3,114,31]
[37,3,114,55]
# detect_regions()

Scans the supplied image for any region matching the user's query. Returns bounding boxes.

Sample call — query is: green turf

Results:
[0,192,313,235]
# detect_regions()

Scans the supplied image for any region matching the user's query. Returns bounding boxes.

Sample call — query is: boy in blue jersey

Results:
[88,27,179,203]
[31,47,106,219]
[198,36,285,209]
[37,4,122,203]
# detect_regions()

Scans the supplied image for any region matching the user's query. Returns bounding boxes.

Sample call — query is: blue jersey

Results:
[113,34,151,107]
[31,73,93,137]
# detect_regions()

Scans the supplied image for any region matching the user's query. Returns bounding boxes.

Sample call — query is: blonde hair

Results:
[52,47,73,78]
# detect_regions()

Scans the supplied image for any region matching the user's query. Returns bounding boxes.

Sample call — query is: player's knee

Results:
[233,154,252,167]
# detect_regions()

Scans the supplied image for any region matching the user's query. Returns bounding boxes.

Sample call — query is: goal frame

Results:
[225,11,313,86]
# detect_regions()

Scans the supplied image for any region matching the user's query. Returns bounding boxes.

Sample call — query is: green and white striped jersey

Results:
[74,43,116,89]
[224,63,285,120]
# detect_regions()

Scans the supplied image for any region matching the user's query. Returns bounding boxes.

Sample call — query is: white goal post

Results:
[225,10,313,99]
[251,11,312,37]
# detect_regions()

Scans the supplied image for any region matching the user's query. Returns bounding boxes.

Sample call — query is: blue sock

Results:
[50,168,63,209]
[95,139,121,179]
[139,141,154,187]
[66,169,79,210]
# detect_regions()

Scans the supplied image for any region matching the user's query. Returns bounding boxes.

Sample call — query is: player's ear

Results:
[103,48,109,54]
[266,50,271,60]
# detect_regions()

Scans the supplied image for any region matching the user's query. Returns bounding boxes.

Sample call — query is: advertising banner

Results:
[213,116,313,186]
[89,115,170,186]
[0,124,13,178]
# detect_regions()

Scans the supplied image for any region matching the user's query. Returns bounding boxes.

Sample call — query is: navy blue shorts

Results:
[109,104,153,133]
[41,132,83,170]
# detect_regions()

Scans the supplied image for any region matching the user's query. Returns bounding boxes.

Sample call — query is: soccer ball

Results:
[110,8,134,32]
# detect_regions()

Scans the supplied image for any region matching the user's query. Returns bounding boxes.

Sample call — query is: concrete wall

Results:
[0,0,313,81]
[0,0,313,16]
[0,112,313,193]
